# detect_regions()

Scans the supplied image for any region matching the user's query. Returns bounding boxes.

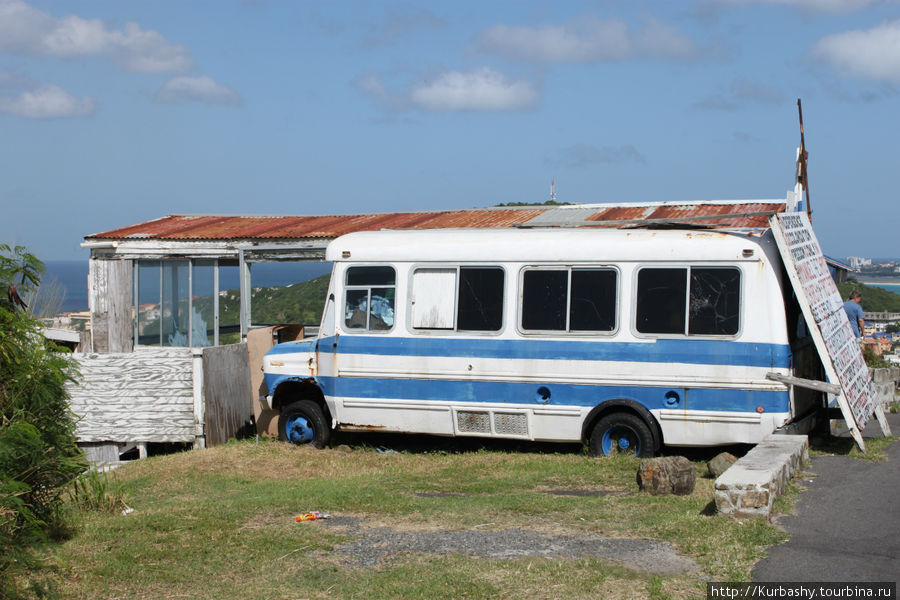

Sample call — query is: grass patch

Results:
[809,432,898,462]
[70,469,131,514]
[34,441,796,599]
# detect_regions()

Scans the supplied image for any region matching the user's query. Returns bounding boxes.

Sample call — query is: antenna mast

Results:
[550,180,556,204]
[797,98,812,220]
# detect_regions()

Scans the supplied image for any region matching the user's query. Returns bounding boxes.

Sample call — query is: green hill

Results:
[836,279,900,312]
[247,273,331,325]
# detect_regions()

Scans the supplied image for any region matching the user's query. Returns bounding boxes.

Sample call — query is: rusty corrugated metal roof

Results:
[583,202,784,229]
[85,202,786,241]
[85,208,551,240]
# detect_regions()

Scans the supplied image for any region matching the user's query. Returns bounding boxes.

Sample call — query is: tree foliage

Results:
[0,244,43,313]
[246,274,331,326]
[1,244,85,597]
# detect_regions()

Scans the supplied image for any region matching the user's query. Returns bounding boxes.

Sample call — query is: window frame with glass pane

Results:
[519,266,619,335]
[342,265,397,333]
[634,265,741,338]
[408,265,505,334]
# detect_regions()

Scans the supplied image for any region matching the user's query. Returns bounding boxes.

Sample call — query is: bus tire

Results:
[589,413,654,458]
[278,400,331,448]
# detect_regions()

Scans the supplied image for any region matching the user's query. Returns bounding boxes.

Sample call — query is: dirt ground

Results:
[320,516,701,575]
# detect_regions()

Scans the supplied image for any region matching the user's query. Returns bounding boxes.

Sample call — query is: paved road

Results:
[753,412,900,584]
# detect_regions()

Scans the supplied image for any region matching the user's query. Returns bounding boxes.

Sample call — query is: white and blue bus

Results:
[262,226,819,456]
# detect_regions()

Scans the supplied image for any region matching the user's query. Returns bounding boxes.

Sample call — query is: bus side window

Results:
[522,267,617,333]
[344,266,396,332]
[457,267,504,331]
[411,266,504,332]
[688,268,740,335]
[636,268,687,334]
[636,266,740,336]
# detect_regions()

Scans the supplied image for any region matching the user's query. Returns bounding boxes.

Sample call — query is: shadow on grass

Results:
[328,430,761,464]
[699,500,718,516]
[659,444,754,464]
[807,434,856,456]
[329,430,585,456]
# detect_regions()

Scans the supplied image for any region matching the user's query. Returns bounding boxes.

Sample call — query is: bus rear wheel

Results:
[589,413,654,458]
[278,400,330,448]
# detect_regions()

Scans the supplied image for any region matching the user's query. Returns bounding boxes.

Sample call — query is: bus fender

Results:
[582,399,662,452]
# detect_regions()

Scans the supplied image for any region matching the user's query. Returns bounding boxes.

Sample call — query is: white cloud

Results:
[691,94,739,111]
[364,8,446,47]
[711,0,879,11]
[409,68,538,111]
[0,0,192,73]
[811,20,900,83]
[692,78,785,110]
[155,76,242,105]
[0,83,96,119]
[729,78,784,103]
[355,74,391,100]
[476,18,697,63]
[552,143,646,168]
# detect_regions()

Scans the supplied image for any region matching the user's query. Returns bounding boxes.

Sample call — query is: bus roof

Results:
[325,227,775,264]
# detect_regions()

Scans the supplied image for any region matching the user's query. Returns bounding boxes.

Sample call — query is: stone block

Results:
[637,456,696,496]
[707,452,738,478]
[714,434,808,520]
[739,490,770,509]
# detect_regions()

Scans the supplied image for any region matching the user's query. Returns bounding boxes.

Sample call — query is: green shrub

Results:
[1,244,86,598]
[71,469,130,514]
[862,344,890,369]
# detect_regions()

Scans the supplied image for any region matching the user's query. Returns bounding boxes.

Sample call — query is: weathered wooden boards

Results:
[203,344,253,446]
[69,347,196,443]
[88,258,132,353]
[68,344,253,448]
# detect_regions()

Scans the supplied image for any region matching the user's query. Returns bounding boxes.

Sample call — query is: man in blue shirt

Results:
[843,290,865,338]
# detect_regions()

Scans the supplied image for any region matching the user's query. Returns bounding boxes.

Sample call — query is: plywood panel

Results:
[203,343,253,446]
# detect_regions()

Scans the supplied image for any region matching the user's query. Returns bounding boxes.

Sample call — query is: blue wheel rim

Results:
[601,425,640,455]
[285,414,314,444]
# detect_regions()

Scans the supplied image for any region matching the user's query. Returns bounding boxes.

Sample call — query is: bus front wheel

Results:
[278,400,331,448]
[589,413,654,458]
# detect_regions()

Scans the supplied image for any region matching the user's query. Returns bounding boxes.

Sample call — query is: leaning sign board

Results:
[770,212,889,451]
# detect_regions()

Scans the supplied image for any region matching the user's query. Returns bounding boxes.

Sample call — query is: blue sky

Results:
[1,0,899,261]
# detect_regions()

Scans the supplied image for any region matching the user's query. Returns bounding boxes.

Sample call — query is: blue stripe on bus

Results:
[267,335,791,369]
[312,376,789,413]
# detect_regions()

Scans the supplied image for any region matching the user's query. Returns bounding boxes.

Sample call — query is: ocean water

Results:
[43,261,90,314]
[869,282,900,296]
[42,260,332,314]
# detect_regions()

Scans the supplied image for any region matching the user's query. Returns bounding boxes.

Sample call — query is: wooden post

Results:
[239,250,251,341]
[89,258,133,353]
[192,347,206,449]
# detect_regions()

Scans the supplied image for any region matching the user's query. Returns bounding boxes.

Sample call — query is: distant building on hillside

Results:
[825,256,854,284]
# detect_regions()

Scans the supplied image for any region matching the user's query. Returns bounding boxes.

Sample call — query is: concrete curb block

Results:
[714,434,809,520]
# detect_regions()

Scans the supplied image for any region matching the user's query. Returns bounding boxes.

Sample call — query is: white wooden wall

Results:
[69,347,199,444]
[68,344,254,450]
